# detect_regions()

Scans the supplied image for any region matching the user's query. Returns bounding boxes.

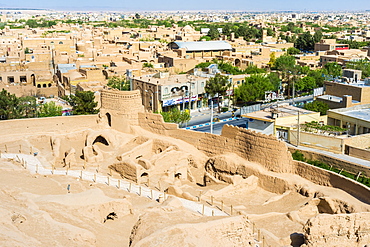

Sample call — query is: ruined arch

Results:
[92,135,109,146]
[106,112,112,127]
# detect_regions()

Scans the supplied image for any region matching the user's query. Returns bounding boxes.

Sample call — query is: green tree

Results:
[266,73,281,91]
[63,91,98,115]
[234,74,275,103]
[313,29,323,43]
[244,65,266,74]
[37,101,62,117]
[25,19,38,28]
[18,96,37,118]
[295,76,316,91]
[235,25,247,39]
[274,55,296,71]
[287,47,300,55]
[298,66,310,75]
[160,108,191,126]
[346,60,370,78]
[266,27,274,36]
[323,62,342,78]
[222,23,232,37]
[295,31,314,51]
[143,62,154,68]
[307,69,325,87]
[107,76,130,91]
[195,62,212,69]
[304,100,329,115]
[199,35,211,41]
[0,89,20,120]
[205,74,231,113]
[207,26,220,40]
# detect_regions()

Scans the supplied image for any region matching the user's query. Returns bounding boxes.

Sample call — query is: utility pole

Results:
[182,91,186,112]
[297,109,300,147]
[210,99,213,134]
[292,78,295,106]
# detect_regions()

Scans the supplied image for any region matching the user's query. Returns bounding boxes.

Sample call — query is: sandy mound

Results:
[129,207,255,247]
[34,188,133,223]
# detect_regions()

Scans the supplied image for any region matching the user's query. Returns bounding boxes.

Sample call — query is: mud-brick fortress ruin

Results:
[1,89,370,247]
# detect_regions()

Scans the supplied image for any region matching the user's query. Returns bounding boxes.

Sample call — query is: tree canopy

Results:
[107,76,130,91]
[207,26,220,40]
[37,101,63,117]
[304,100,329,116]
[295,31,315,51]
[274,55,296,71]
[234,74,277,103]
[63,91,98,115]
[0,89,20,120]
[205,74,231,112]
[160,108,191,126]
[323,62,342,79]
[346,60,370,78]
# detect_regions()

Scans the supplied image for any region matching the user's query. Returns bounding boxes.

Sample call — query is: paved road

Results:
[186,108,240,127]
[186,94,313,128]
[193,118,247,135]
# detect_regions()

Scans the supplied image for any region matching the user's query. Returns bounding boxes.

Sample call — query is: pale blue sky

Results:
[1,0,369,11]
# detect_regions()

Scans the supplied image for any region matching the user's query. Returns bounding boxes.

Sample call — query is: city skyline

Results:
[1,0,370,12]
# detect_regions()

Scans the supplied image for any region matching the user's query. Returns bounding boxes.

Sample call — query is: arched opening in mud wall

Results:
[106,113,112,127]
[93,135,109,146]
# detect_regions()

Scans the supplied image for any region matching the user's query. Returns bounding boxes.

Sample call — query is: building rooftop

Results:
[243,104,315,121]
[343,109,370,121]
[317,95,343,103]
[172,41,232,52]
[135,74,206,86]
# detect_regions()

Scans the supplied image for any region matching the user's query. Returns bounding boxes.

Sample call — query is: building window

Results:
[8,76,14,83]
[164,87,168,94]
[20,76,27,83]
[201,82,204,87]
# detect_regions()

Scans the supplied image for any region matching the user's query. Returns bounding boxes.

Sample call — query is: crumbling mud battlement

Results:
[138,112,294,173]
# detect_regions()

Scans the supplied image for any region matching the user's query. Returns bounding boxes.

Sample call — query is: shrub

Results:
[292,150,305,162]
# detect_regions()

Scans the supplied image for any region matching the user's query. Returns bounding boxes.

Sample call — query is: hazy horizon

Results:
[1,0,370,12]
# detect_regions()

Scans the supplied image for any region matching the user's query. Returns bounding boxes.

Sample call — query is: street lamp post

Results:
[210,98,213,134]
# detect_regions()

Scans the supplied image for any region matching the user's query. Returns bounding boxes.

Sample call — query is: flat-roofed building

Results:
[132,73,207,112]
[328,104,370,135]
[168,41,232,59]
[317,80,370,109]
[242,104,322,140]
[315,39,349,52]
